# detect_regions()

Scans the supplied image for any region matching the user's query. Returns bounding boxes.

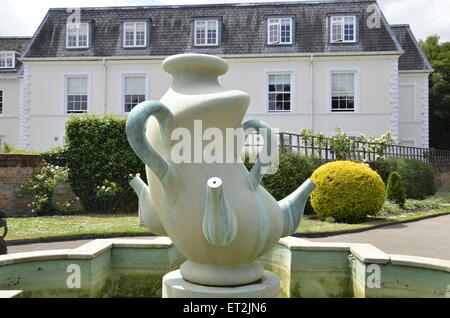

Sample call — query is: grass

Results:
[296,193,450,234]
[297,208,450,235]
[5,193,450,241]
[6,214,147,241]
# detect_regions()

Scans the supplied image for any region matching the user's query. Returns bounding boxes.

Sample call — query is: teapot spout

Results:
[202,177,238,247]
[278,179,316,237]
[130,176,167,237]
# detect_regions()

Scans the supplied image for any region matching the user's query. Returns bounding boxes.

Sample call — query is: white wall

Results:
[228,55,393,137]
[398,72,429,147]
[0,78,21,148]
[24,55,403,151]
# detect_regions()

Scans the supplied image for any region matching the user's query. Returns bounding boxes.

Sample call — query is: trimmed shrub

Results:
[42,115,146,212]
[370,158,437,199]
[386,171,406,207]
[244,151,321,214]
[310,161,386,223]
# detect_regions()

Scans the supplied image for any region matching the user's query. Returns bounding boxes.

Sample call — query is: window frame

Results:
[0,51,15,69]
[0,89,3,116]
[120,72,150,115]
[123,21,148,48]
[267,17,293,45]
[328,67,360,113]
[265,69,296,114]
[66,22,90,49]
[63,73,91,114]
[194,19,220,46]
[330,16,357,44]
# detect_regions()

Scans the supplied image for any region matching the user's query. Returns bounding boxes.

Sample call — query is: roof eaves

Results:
[399,69,433,74]
[390,24,410,28]
[20,50,404,62]
[0,36,32,39]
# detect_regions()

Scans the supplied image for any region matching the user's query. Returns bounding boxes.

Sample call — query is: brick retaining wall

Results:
[0,154,44,216]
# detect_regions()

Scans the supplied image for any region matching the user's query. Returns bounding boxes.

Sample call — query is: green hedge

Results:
[245,151,321,214]
[370,158,437,200]
[42,115,146,212]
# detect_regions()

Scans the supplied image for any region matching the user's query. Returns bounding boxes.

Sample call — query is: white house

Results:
[0,37,31,148]
[0,0,432,152]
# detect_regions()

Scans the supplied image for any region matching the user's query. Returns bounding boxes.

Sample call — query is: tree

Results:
[420,36,450,150]
[386,171,406,208]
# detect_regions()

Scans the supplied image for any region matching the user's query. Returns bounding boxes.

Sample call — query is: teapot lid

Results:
[163,53,228,78]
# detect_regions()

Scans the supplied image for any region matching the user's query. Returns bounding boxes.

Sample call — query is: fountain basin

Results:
[0,237,449,298]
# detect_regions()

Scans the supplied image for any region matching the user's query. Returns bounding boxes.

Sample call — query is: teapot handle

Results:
[241,120,276,190]
[126,101,174,183]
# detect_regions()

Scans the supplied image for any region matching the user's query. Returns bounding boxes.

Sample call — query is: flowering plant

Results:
[95,179,122,211]
[299,129,396,160]
[17,164,78,215]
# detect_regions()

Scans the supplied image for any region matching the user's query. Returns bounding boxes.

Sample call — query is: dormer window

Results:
[268,18,293,45]
[66,23,89,49]
[0,52,15,69]
[330,16,356,43]
[194,20,219,46]
[124,22,147,48]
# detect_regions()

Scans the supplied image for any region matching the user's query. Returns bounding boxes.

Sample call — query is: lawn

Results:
[5,193,450,241]
[296,208,450,235]
[6,215,148,241]
[297,192,450,235]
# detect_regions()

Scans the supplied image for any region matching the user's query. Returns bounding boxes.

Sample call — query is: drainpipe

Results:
[310,54,315,131]
[103,58,107,115]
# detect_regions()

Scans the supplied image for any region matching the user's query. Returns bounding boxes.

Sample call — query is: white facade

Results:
[14,52,430,152]
[397,71,430,148]
[0,75,21,148]
[1,3,432,152]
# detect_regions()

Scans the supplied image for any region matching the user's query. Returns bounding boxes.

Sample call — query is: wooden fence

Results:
[245,132,450,165]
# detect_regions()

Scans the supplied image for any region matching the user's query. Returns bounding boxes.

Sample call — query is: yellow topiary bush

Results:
[310,161,386,224]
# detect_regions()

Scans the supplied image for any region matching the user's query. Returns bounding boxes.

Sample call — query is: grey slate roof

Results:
[391,25,432,71]
[0,37,31,75]
[23,0,402,59]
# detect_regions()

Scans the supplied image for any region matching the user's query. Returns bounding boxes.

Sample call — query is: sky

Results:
[0,0,449,42]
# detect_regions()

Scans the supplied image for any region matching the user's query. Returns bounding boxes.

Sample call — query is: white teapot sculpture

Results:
[127,53,316,287]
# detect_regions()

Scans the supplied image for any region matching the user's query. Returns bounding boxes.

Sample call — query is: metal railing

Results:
[245,132,450,165]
